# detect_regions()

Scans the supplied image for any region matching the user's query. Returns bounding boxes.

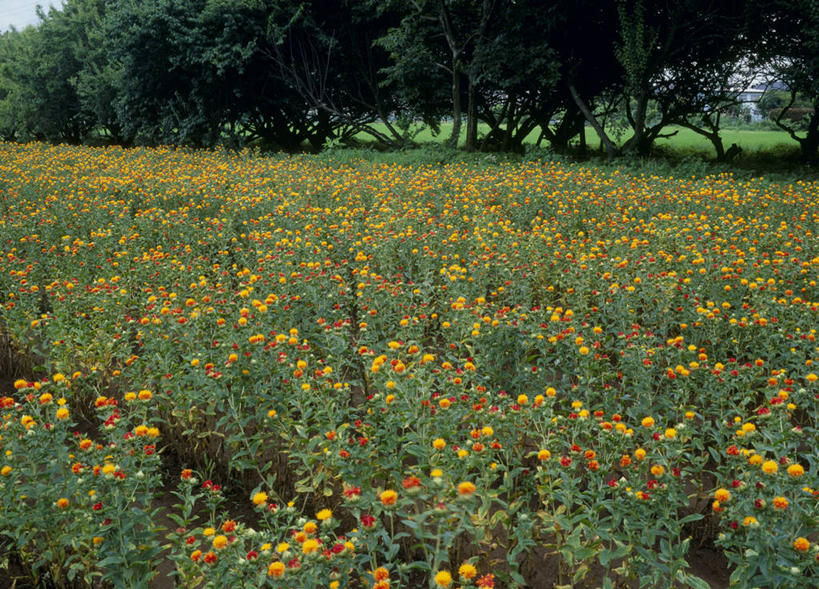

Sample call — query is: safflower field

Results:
[0,142,817,588]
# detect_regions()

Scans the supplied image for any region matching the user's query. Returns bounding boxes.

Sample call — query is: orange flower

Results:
[380,489,398,506]
[373,567,390,581]
[794,537,810,552]
[714,488,731,503]
[457,481,476,496]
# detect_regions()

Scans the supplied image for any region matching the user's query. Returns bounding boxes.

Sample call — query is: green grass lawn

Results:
[355,121,798,158]
[584,125,797,155]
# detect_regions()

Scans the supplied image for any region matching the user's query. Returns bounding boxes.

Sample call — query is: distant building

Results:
[737,87,765,122]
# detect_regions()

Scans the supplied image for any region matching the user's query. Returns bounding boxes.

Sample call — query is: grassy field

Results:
[356,121,798,157]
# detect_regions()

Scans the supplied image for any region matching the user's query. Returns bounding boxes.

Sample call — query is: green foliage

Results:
[0,0,818,166]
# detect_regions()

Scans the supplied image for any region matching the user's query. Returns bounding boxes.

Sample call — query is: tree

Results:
[751,0,819,161]
[614,0,751,156]
[0,3,97,143]
[264,0,408,148]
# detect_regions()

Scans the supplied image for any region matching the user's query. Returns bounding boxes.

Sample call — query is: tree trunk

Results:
[448,68,462,148]
[578,119,587,156]
[625,92,651,154]
[503,92,515,151]
[801,106,819,162]
[568,82,618,159]
[465,76,477,151]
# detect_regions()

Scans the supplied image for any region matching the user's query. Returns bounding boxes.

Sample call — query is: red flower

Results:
[361,515,376,528]
[402,476,422,492]
[343,486,361,499]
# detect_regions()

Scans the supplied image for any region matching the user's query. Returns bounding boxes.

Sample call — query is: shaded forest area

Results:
[1,0,818,161]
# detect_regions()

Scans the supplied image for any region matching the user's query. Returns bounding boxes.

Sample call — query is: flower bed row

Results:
[1,143,817,587]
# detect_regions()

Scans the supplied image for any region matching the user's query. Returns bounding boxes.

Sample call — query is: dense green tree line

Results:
[1,0,818,159]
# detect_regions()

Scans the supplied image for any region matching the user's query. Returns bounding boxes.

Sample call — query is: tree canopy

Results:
[0,0,815,159]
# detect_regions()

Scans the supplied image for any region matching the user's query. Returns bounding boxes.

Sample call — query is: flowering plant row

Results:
[1,143,817,587]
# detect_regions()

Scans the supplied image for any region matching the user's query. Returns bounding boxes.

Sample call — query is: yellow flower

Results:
[714,488,731,503]
[212,535,228,549]
[761,460,778,474]
[434,570,453,587]
[203,527,215,537]
[316,508,332,521]
[56,407,69,420]
[267,561,286,577]
[252,491,268,506]
[380,489,398,506]
[302,538,320,554]
[432,438,446,450]
[1,466,11,476]
[276,542,290,553]
[787,464,805,477]
[57,497,69,508]
[537,449,551,461]
[641,416,655,428]
[458,562,477,580]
